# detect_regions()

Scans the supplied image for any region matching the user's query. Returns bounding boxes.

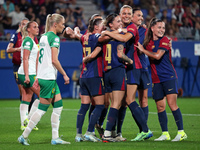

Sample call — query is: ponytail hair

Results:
[88,18,103,32]
[22,21,34,40]
[143,17,163,47]
[45,13,64,33]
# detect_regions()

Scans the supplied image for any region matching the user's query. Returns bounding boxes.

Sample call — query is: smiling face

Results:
[132,10,143,27]
[151,22,165,39]
[110,15,122,30]
[120,7,132,26]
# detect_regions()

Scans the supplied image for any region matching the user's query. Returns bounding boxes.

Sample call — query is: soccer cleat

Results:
[24,118,29,126]
[102,136,117,143]
[84,132,101,142]
[33,126,39,131]
[171,131,187,142]
[20,126,26,131]
[115,133,127,142]
[24,118,39,131]
[51,137,71,145]
[131,131,153,141]
[131,132,145,141]
[144,130,153,140]
[18,135,29,146]
[95,124,104,139]
[154,132,171,141]
[75,134,84,142]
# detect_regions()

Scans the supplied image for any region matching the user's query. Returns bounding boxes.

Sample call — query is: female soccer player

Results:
[6,19,40,130]
[132,8,151,133]
[101,13,133,142]
[17,21,40,131]
[135,18,187,142]
[18,13,71,145]
[74,18,107,142]
[101,5,152,141]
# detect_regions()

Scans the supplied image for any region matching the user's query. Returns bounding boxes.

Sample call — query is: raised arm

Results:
[103,31,133,42]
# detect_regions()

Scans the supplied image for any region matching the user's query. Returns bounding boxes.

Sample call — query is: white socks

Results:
[20,103,29,126]
[104,130,111,137]
[28,99,40,120]
[51,107,63,140]
[23,109,46,138]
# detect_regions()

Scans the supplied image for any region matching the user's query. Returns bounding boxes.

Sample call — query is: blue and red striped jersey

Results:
[80,33,103,78]
[146,36,177,83]
[103,39,125,72]
[125,22,142,69]
[138,26,148,71]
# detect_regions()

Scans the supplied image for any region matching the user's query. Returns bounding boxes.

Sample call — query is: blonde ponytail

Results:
[44,13,64,33]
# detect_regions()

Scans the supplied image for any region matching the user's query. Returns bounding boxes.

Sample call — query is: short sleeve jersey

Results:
[18,36,39,75]
[125,22,142,69]
[146,36,177,83]
[80,33,103,78]
[103,39,125,72]
[138,26,148,71]
[9,32,39,65]
[37,32,60,80]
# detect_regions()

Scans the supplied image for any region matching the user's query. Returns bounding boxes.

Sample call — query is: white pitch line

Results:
[3,107,200,117]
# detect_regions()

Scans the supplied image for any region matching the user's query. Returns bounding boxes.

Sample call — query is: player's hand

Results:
[134,42,144,52]
[32,78,39,89]
[83,32,91,42]
[125,59,133,65]
[24,75,30,84]
[142,24,147,29]
[66,27,74,35]
[74,27,80,35]
[63,75,70,85]
[16,47,21,52]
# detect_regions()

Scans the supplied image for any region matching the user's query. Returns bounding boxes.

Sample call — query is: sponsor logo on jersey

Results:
[24,45,30,49]
[55,37,59,42]
[25,42,31,46]
[162,42,168,46]
[128,28,135,32]
[152,45,155,49]
[53,42,59,46]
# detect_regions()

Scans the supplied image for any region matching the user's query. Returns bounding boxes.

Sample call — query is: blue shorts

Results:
[138,70,151,90]
[80,77,105,96]
[104,67,126,93]
[13,64,21,84]
[152,79,178,101]
[126,68,141,85]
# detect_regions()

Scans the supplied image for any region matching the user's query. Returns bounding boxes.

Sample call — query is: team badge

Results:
[55,37,59,42]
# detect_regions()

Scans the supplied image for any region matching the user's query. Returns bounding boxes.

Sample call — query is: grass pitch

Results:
[0,98,199,150]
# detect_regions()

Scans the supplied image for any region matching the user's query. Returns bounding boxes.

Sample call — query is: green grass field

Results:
[0,98,199,150]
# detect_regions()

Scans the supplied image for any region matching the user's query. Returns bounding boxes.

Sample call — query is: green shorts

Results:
[18,74,36,88]
[38,79,60,99]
